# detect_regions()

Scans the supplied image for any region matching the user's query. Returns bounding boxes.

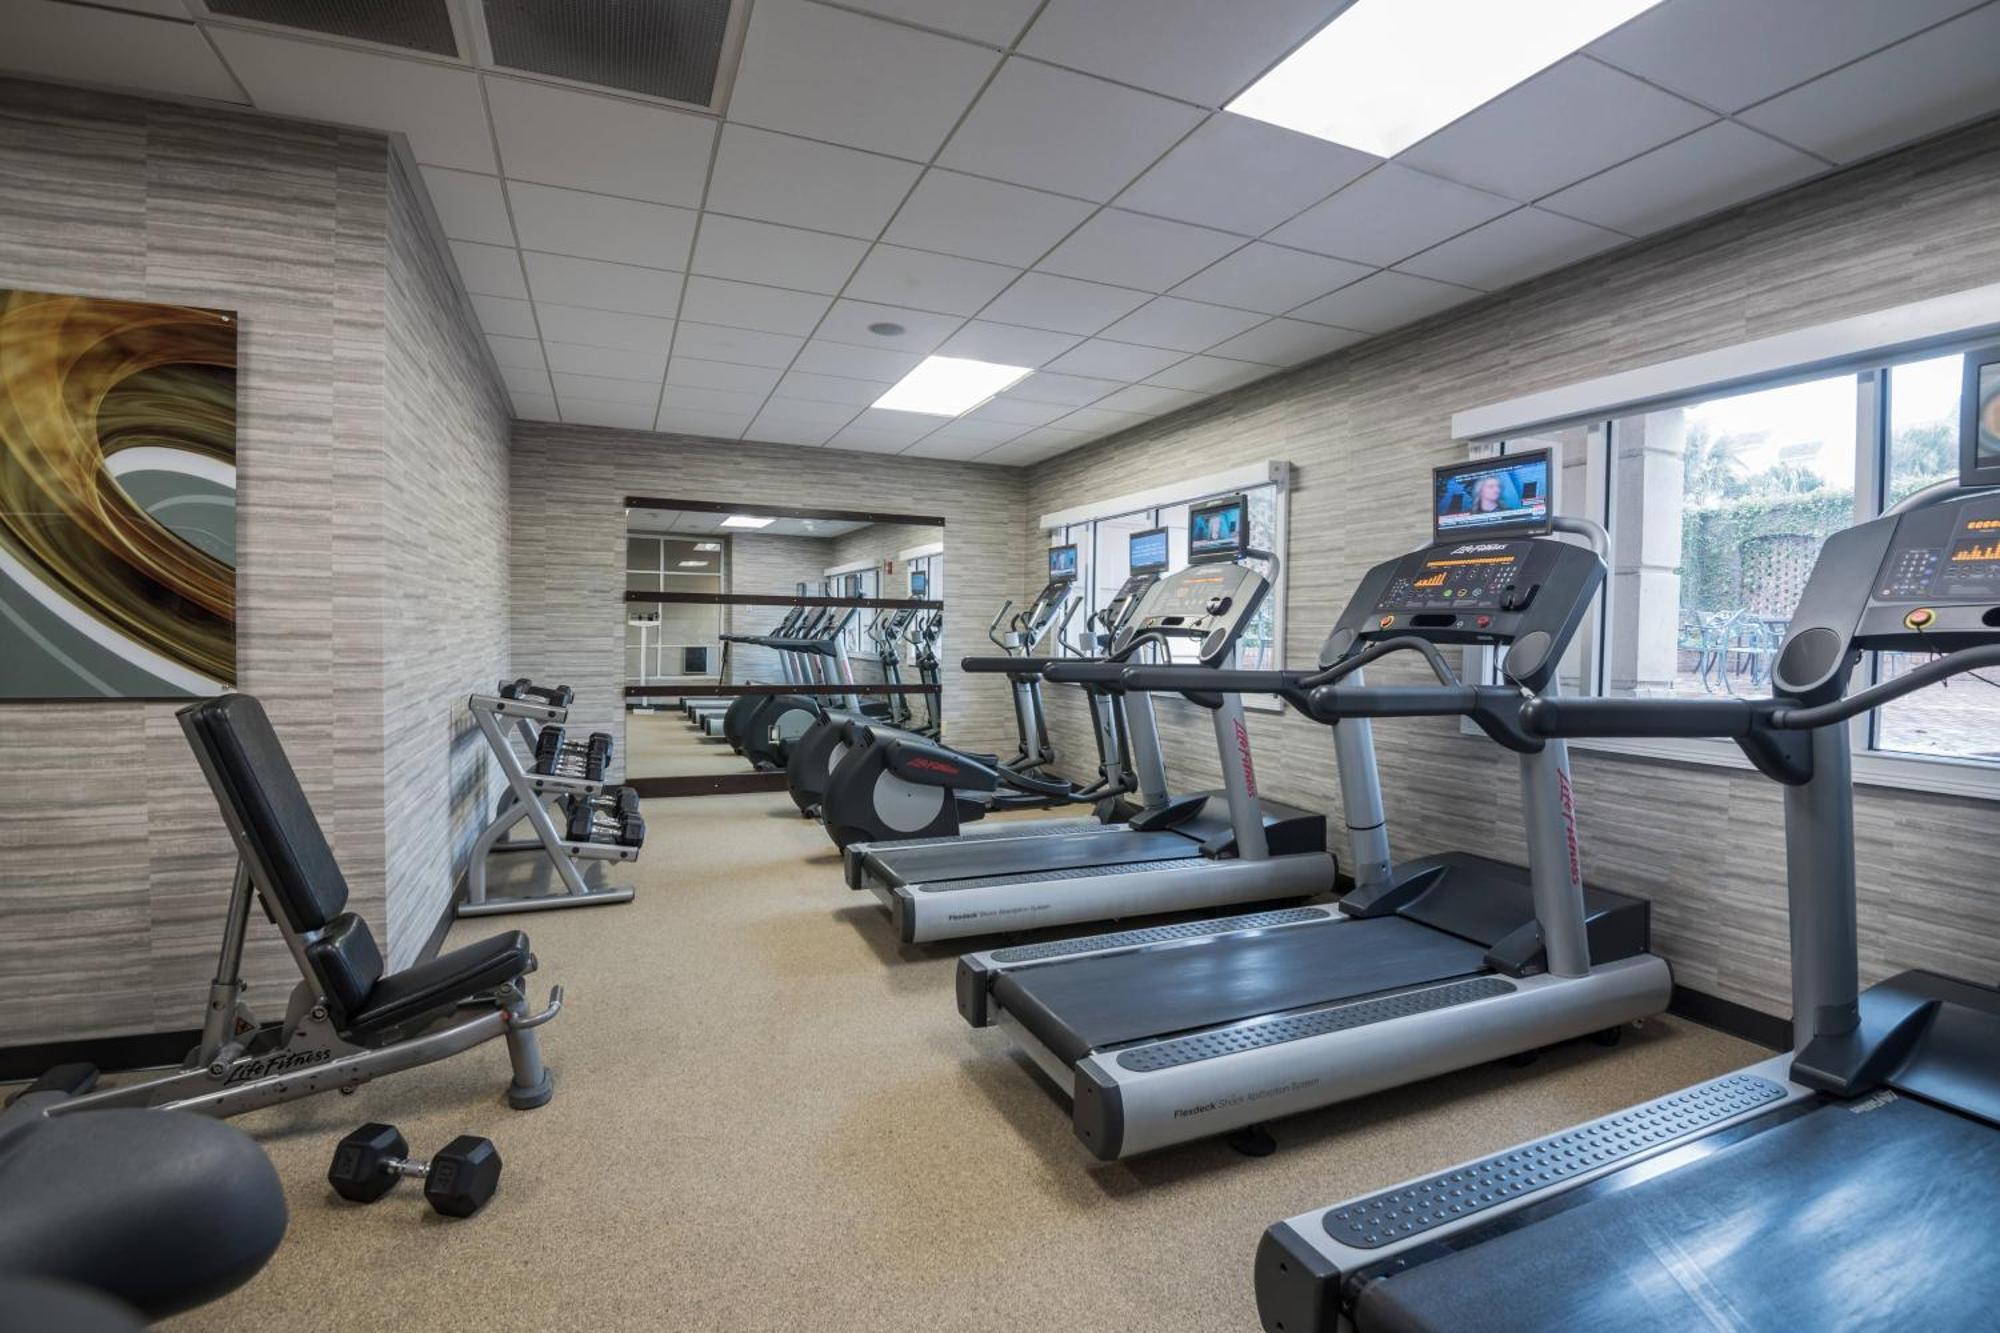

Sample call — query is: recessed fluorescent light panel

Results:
[872,356,1032,417]
[721,515,776,529]
[1228,0,1667,157]
[677,560,709,567]
[694,542,721,551]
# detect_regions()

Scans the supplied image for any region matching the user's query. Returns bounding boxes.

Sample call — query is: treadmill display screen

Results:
[1048,544,1078,582]
[1189,496,1247,562]
[1434,451,1552,541]
[1129,527,1169,573]
[1967,348,2000,485]
[1379,542,1533,612]
[910,569,928,597]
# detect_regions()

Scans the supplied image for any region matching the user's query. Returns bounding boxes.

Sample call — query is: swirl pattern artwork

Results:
[0,288,237,699]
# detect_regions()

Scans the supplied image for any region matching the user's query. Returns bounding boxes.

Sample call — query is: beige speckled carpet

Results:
[156,756,1761,1332]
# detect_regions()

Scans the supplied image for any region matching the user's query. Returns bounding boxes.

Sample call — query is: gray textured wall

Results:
[0,78,509,1043]
[1024,114,2000,1022]
[510,427,1027,765]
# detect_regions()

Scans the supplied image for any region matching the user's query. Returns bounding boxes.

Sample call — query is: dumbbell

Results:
[327,1123,502,1218]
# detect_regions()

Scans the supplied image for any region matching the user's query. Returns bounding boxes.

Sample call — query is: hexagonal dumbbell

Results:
[327,1123,503,1218]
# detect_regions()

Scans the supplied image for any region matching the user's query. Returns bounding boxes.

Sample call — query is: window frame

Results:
[1461,349,2000,802]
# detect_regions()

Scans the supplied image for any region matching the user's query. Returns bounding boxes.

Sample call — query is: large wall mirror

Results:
[623,498,945,797]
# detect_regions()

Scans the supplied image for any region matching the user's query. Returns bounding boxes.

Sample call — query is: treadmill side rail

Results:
[1074,956,1671,1160]
[1253,1052,1808,1332]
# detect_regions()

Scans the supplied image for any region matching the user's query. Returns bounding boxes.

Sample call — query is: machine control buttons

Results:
[1476,615,1492,629]
[1378,615,1395,629]
[1905,607,1936,629]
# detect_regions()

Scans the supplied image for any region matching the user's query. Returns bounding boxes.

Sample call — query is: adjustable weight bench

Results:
[31,693,561,1122]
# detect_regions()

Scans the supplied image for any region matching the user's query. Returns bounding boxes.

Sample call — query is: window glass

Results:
[1503,427,1596,691]
[1611,374,1859,698]
[1885,354,1963,507]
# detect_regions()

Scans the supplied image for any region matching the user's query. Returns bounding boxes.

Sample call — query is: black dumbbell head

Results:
[423,1136,502,1218]
[329,1123,408,1204]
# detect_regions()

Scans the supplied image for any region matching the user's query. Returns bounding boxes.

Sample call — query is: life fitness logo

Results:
[1557,767,1581,888]
[1233,717,1259,797]
[907,756,960,778]
[1451,543,1510,556]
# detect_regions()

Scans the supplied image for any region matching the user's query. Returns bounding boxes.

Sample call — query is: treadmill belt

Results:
[1356,1092,2000,1332]
[993,917,1485,1067]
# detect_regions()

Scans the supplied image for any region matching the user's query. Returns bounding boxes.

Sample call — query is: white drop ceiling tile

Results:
[1095,383,1206,416]
[965,396,1073,426]
[211,27,488,168]
[834,0,1041,44]
[1098,297,1266,354]
[977,273,1154,336]
[729,0,999,159]
[1144,354,1269,393]
[1398,208,1626,291]
[657,407,753,439]
[747,415,841,447]
[486,334,545,372]
[692,216,868,296]
[1590,0,1979,114]
[1044,339,1186,381]
[559,396,656,430]
[421,168,515,247]
[815,301,962,354]
[922,417,1027,444]
[1540,122,1824,236]
[1171,244,1375,317]
[76,0,191,16]
[545,341,668,381]
[1057,406,1149,435]
[1114,112,1379,237]
[486,77,713,208]
[939,58,1206,202]
[840,409,945,444]
[666,358,783,396]
[771,371,892,408]
[936,321,1082,368]
[510,392,560,422]
[505,182,697,272]
[844,246,1023,317]
[671,322,804,369]
[1019,0,1335,107]
[534,302,675,352]
[1206,318,1367,366]
[793,339,928,381]
[1002,372,1124,407]
[883,170,1097,267]
[551,371,659,405]
[449,241,528,300]
[1405,59,1713,203]
[998,425,1092,454]
[758,395,870,427]
[659,385,767,416]
[706,124,923,240]
[1267,165,1517,268]
[1038,210,1245,294]
[1738,4,2000,164]
[678,276,830,337]
[828,430,923,455]
[904,434,1010,461]
[499,363,554,398]
[523,252,682,318]
[470,294,537,338]
[1288,271,1477,335]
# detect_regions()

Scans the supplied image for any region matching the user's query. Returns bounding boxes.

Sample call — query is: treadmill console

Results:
[1322,536,1604,692]
[1116,561,1269,665]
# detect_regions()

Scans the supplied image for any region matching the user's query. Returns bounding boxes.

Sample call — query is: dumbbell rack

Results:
[462,682,644,916]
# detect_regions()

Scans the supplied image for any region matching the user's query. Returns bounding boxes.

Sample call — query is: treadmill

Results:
[842,496,1333,943]
[1254,396,2000,1332]
[956,454,1666,1158]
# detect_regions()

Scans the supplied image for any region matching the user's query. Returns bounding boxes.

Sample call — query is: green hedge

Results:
[1680,490,1856,613]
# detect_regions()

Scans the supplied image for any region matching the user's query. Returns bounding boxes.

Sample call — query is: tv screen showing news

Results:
[1048,544,1078,582]
[1433,451,1552,541]
[1128,527,1169,573]
[1189,496,1247,562]
[1969,350,2000,483]
[910,569,928,597]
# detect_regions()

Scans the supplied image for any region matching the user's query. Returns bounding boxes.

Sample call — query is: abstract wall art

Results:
[0,288,237,699]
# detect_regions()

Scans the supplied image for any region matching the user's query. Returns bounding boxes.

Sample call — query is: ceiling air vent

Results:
[483,0,735,107]
[203,1,460,57]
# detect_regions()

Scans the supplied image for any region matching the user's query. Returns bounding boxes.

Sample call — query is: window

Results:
[1486,346,2000,787]
[1053,479,1288,705]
